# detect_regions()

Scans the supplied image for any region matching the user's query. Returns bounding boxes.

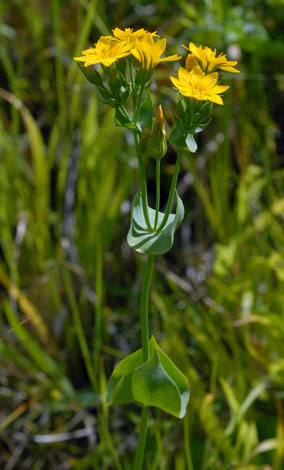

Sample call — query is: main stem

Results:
[140,255,154,362]
[133,254,155,470]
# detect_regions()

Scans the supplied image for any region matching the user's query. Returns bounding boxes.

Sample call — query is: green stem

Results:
[154,158,160,230]
[157,149,183,232]
[133,130,152,232]
[140,255,155,362]
[129,58,136,108]
[134,255,154,469]
[134,84,144,124]
[133,406,150,470]
[119,105,131,120]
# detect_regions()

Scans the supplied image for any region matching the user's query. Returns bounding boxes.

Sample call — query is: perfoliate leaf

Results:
[132,350,182,417]
[106,348,143,405]
[154,339,189,418]
[106,336,190,418]
[127,189,184,255]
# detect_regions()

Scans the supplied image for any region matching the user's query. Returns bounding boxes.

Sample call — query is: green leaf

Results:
[194,119,212,133]
[106,347,143,405]
[169,124,184,145]
[127,189,184,255]
[152,339,189,418]
[169,126,198,153]
[106,336,190,418]
[132,350,182,417]
[114,108,138,129]
[185,133,197,153]
[137,91,153,131]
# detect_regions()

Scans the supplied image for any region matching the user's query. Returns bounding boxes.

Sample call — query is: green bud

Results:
[149,105,167,160]
[77,62,103,87]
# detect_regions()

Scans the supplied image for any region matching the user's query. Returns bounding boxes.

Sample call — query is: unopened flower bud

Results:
[149,105,167,160]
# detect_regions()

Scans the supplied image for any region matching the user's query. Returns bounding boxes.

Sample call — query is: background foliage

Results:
[1,0,284,469]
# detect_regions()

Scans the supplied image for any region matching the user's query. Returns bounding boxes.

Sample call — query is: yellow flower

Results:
[183,42,240,73]
[131,35,181,70]
[170,65,230,105]
[74,36,131,67]
[111,27,159,43]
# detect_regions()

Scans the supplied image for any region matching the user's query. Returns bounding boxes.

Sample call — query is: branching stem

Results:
[157,149,183,232]
[154,158,160,230]
[133,130,152,231]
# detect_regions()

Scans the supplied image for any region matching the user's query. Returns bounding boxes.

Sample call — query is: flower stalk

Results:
[154,158,160,230]
[133,130,152,232]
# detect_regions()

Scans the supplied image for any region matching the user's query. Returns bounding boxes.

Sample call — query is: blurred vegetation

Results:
[1,0,284,469]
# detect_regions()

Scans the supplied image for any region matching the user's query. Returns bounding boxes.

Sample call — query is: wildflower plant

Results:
[74,28,239,469]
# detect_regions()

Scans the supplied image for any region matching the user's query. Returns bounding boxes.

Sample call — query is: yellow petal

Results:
[84,59,101,67]
[209,85,230,93]
[74,56,89,62]
[191,65,205,76]
[160,54,181,62]
[156,38,167,55]
[170,76,182,87]
[219,65,240,73]
[206,94,224,105]
[185,54,198,71]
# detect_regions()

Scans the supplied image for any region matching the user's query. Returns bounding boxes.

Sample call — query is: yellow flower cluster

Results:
[74,29,239,107]
[74,28,180,70]
[170,42,239,106]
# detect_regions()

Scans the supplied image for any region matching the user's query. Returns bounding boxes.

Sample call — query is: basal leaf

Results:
[127,190,184,255]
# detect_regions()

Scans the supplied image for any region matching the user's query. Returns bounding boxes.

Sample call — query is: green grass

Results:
[1,0,284,469]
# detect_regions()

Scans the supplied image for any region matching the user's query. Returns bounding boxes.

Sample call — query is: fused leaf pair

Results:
[106,336,189,419]
[127,189,184,255]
